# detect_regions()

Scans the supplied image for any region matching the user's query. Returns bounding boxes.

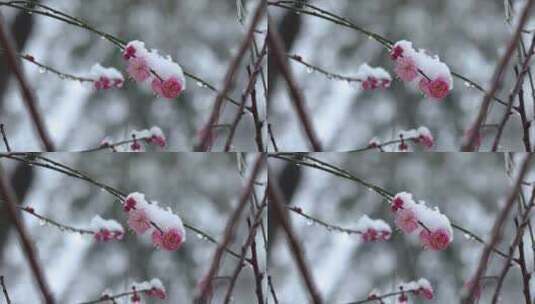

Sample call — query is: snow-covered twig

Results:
[269,153,518,262]
[269,0,517,113]
[77,288,152,304]
[0,153,253,263]
[0,0,252,114]
[344,288,419,304]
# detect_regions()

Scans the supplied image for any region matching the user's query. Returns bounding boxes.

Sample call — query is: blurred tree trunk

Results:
[0,1,38,266]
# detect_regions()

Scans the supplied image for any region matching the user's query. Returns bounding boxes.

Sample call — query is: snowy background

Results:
[1,0,266,151]
[268,0,535,152]
[1,153,267,303]
[269,153,535,303]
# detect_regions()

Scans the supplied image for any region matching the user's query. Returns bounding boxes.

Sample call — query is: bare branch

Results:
[463,155,532,303]
[462,0,535,151]
[195,1,266,151]
[267,17,323,151]
[0,164,55,303]
[0,12,55,151]
[267,172,323,303]
[195,154,265,302]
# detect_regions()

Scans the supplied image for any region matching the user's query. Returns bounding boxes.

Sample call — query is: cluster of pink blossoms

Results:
[123,192,186,251]
[89,64,124,90]
[355,64,392,90]
[391,192,453,251]
[131,278,167,301]
[89,215,124,242]
[123,40,186,99]
[355,215,392,242]
[390,40,453,101]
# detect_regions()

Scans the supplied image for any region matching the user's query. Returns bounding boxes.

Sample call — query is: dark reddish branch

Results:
[249,66,266,152]
[195,1,266,152]
[0,165,54,303]
[267,275,280,304]
[222,199,267,303]
[463,155,531,304]
[490,188,535,303]
[0,13,55,151]
[516,68,531,152]
[491,33,535,151]
[461,0,534,151]
[250,221,265,304]
[517,229,532,304]
[0,124,11,152]
[267,18,323,152]
[0,275,11,304]
[267,173,323,304]
[224,40,267,151]
[195,155,265,303]
[268,123,279,152]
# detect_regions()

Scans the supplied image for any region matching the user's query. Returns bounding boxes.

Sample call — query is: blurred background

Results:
[0,153,267,303]
[0,0,266,151]
[268,0,535,151]
[269,152,535,303]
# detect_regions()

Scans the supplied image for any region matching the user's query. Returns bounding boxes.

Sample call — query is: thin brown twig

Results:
[223,199,267,304]
[463,155,532,303]
[267,172,323,304]
[0,276,11,304]
[490,187,535,303]
[267,16,323,151]
[268,275,279,304]
[462,0,535,151]
[0,124,11,152]
[77,288,151,304]
[17,205,95,235]
[195,154,265,303]
[195,1,266,151]
[491,33,535,151]
[249,66,266,152]
[343,288,419,304]
[0,12,55,151]
[0,164,55,303]
[224,39,268,151]
[267,123,279,152]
